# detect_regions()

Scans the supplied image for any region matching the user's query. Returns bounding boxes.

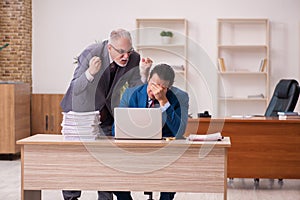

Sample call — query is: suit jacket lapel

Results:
[137,84,148,108]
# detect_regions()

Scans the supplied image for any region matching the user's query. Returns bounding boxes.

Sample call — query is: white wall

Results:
[32,0,300,115]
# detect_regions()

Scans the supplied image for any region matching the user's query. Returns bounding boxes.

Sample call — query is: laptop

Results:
[114,107,162,140]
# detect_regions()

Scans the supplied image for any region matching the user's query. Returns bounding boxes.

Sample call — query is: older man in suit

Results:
[61,29,152,200]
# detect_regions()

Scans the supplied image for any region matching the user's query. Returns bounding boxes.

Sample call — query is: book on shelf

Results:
[218,58,226,72]
[171,64,184,71]
[259,58,267,72]
[247,93,265,99]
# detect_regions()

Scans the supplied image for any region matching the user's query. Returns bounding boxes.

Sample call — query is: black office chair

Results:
[144,192,154,200]
[253,79,300,186]
[264,79,299,117]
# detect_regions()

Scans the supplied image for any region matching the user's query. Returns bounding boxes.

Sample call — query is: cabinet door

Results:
[0,84,30,154]
[31,94,64,134]
[0,85,15,153]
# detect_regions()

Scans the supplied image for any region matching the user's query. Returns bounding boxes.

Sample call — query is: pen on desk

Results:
[163,137,176,141]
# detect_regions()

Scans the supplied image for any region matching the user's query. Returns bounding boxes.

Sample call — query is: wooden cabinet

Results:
[217,18,270,117]
[31,94,64,134]
[135,18,188,91]
[0,83,30,154]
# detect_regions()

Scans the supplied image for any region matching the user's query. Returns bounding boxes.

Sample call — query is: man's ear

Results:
[107,44,111,51]
[147,75,152,83]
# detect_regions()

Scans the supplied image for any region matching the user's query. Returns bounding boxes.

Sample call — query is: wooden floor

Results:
[1,157,300,200]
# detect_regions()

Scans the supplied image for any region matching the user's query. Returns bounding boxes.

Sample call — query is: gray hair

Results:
[108,29,132,45]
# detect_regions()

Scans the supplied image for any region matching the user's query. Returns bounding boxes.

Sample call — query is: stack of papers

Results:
[186,132,223,141]
[277,111,298,116]
[61,111,100,140]
[277,111,300,120]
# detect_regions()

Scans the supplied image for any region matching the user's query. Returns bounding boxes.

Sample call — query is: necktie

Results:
[99,62,117,124]
[148,99,154,108]
[148,99,158,108]
[109,62,118,89]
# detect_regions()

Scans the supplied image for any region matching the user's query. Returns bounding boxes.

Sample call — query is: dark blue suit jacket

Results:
[115,84,189,138]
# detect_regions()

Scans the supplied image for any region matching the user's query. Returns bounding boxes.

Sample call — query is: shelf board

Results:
[136,44,185,49]
[136,18,186,23]
[219,98,267,101]
[218,72,267,75]
[174,70,185,74]
[218,45,268,49]
[218,18,268,24]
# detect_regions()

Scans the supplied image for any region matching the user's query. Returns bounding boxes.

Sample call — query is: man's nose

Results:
[122,53,130,59]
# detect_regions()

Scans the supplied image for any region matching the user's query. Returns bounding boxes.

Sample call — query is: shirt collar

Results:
[109,54,113,64]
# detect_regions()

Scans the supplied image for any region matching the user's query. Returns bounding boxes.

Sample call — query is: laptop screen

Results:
[114,108,162,140]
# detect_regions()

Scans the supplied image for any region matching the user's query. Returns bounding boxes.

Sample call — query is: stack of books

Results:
[259,58,267,72]
[277,111,300,120]
[61,111,100,140]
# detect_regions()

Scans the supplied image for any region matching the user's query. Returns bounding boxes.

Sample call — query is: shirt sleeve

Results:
[85,70,94,82]
[160,101,170,112]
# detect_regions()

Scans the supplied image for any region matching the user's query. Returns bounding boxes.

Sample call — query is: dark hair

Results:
[149,64,175,87]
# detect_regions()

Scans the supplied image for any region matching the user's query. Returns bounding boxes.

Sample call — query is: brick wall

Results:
[0,0,32,86]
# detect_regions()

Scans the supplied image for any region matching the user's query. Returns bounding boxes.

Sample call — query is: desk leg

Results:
[24,190,41,200]
[21,146,42,200]
[224,149,228,200]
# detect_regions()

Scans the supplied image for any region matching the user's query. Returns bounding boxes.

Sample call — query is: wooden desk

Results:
[185,118,300,179]
[17,134,231,200]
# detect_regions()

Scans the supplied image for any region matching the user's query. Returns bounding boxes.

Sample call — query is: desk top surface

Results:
[189,117,300,124]
[17,134,231,147]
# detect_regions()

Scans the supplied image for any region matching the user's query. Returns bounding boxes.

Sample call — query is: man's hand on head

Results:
[151,82,169,106]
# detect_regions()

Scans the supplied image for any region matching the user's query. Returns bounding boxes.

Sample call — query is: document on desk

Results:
[61,111,101,140]
[186,132,223,141]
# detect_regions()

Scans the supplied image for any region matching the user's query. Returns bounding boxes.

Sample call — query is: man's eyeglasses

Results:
[110,44,134,55]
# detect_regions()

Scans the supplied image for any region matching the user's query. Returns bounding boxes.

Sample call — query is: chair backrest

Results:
[265,79,300,117]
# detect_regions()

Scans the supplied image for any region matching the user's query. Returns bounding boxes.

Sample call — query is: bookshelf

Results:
[135,18,188,91]
[217,18,270,117]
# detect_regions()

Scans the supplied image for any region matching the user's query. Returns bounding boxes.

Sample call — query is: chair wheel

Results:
[254,178,260,188]
[278,179,284,187]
